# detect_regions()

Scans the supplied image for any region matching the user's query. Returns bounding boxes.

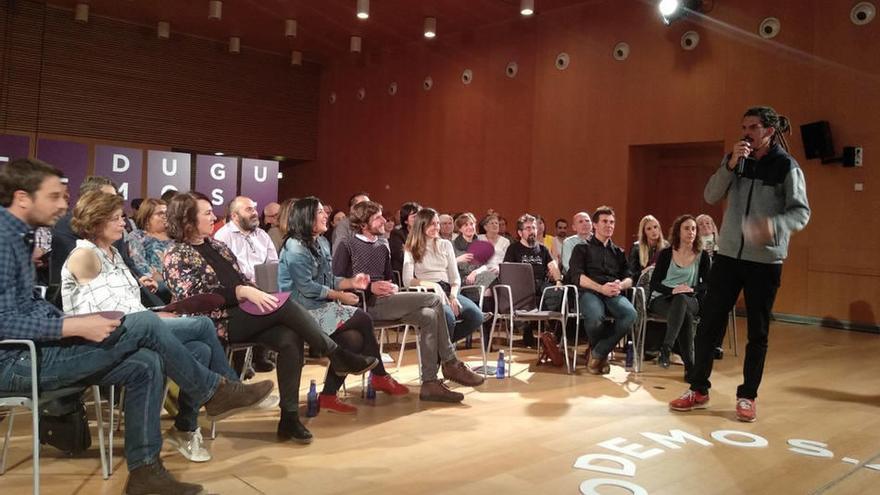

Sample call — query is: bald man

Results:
[214,196,279,282]
[560,211,593,274]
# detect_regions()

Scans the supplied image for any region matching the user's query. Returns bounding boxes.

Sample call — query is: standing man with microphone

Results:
[669,106,810,422]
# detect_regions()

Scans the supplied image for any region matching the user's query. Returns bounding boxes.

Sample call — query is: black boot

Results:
[713,346,724,360]
[252,347,276,373]
[658,345,671,369]
[124,459,203,495]
[278,411,313,444]
[328,347,379,376]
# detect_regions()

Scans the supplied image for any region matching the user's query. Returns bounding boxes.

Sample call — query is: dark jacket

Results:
[565,236,631,292]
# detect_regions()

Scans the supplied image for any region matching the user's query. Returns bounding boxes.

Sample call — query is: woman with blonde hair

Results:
[628,214,669,278]
[404,208,484,343]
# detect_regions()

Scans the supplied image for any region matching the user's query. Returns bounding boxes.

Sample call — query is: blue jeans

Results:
[578,291,637,358]
[0,311,220,470]
[444,294,484,343]
[161,315,238,432]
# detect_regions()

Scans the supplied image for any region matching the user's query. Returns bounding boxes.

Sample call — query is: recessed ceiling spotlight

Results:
[357,0,369,20]
[520,0,535,16]
[424,17,437,38]
[208,0,222,20]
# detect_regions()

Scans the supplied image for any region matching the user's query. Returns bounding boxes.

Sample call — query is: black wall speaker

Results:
[800,121,835,160]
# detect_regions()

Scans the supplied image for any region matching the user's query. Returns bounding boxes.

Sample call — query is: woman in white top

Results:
[403,208,484,343]
[61,190,240,463]
[477,213,510,277]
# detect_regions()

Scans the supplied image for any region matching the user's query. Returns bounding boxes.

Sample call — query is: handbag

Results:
[39,395,91,455]
[538,331,564,367]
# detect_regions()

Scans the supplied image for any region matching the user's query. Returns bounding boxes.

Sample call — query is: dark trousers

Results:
[226,300,336,413]
[650,293,698,375]
[689,255,782,399]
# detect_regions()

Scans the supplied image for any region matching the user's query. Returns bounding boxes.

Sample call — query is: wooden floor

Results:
[2,318,880,495]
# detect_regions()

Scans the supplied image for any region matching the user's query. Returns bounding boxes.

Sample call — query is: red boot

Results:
[371,374,409,396]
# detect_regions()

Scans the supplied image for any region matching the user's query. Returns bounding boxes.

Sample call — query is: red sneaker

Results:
[735,398,757,422]
[669,390,710,411]
[319,394,357,414]
[371,374,409,396]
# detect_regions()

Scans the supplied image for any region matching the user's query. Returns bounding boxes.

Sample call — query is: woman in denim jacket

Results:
[278,197,409,415]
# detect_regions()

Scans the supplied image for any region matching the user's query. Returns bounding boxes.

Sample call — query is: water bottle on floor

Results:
[306,379,319,417]
[496,350,505,379]
[625,340,634,369]
[365,372,376,401]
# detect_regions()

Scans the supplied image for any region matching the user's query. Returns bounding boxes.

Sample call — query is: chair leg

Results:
[396,326,410,371]
[108,386,115,476]
[32,404,39,495]
[559,319,571,374]
[1,408,14,474]
[92,386,109,480]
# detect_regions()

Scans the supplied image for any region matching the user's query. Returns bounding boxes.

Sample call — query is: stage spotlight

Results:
[659,0,703,25]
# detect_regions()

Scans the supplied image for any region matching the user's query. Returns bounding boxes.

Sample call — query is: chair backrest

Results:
[498,262,538,313]
[254,263,279,293]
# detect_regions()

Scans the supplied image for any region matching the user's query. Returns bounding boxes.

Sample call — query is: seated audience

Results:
[278,197,408,414]
[332,200,484,403]
[629,214,669,278]
[453,212,497,288]
[272,198,295,253]
[438,213,455,241]
[163,192,378,444]
[128,198,174,302]
[498,215,513,240]
[561,212,593,274]
[0,159,270,495]
[648,215,710,374]
[566,206,636,375]
[61,190,251,462]
[403,208,484,343]
[332,191,370,252]
[551,217,568,263]
[696,213,719,258]
[477,213,510,278]
[324,208,347,246]
[389,201,420,275]
[261,201,280,232]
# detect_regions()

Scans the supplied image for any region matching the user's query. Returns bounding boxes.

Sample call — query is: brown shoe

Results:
[419,380,464,403]
[441,359,485,387]
[205,378,274,421]
[124,459,203,495]
[586,355,606,375]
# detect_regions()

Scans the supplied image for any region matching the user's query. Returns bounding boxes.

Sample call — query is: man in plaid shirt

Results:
[0,158,273,495]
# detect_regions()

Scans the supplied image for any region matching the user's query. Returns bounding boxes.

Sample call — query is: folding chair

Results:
[1,340,110,495]
[490,263,571,374]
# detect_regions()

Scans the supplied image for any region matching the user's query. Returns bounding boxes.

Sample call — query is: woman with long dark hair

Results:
[163,192,378,444]
[403,208,484,343]
[278,197,408,414]
[648,214,710,374]
[389,201,421,275]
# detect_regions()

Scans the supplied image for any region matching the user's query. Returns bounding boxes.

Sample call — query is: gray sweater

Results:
[705,143,810,264]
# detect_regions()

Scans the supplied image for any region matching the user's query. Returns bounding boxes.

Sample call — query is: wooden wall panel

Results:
[0,1,320,159]
[194,0,880,326]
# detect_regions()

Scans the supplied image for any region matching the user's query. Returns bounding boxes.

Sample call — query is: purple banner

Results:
[240,158,278,211]
[146,151,191,199]
[0,134,31,163]
[195,155,238,216]
[36,139,89,204]
[95,145,143,208]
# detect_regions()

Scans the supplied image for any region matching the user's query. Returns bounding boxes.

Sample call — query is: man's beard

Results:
[238,214,259,232]
[525,234,536,246]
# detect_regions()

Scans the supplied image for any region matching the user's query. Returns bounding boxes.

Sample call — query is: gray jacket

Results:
[705,143,810,264]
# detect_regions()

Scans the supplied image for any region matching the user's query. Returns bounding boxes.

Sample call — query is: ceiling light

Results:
[208,0,222,20]
[74,3,89,23]
[357,0,369,20]
[659,0,703,25]
[520,0,535,16]
[350,36,362,53]
[214,152,224,156]
[157,21,170,39]
[285,19,298,37]
[229,36,240,54]
[424,17,436,39]
[290,50,303,66]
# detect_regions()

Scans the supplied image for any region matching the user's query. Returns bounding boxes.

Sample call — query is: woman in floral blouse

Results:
[163,192,378,444]
[128,198,174,302]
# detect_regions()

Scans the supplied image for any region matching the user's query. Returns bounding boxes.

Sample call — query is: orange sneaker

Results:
[371,374,409,396]
[319,394,357,414]
[669,389,710,411]
[735,398,757,422]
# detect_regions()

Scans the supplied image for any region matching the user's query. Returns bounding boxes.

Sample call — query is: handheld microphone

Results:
[735,136,754,176]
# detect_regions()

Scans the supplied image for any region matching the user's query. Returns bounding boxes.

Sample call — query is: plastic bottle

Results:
[625,340,634,369]
[365,371,376,400]
[306,379,319,417]
[496,350,506,379]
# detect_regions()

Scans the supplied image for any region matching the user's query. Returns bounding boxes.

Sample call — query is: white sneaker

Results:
[166,426,212,462]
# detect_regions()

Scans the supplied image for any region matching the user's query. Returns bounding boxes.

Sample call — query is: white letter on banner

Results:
[211,189,224,206]
[580,478,647,495]
[598,437,664,460]
[118,183,129,200]
[253,166,267,183]
[787,439,833,459]
[161,185,178,195]
[640,430,713,450]
[162,158,177,176]
[711,430,769,448]
[112,153,130,173]
[573,454,636,477]
[210,163,226,180]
